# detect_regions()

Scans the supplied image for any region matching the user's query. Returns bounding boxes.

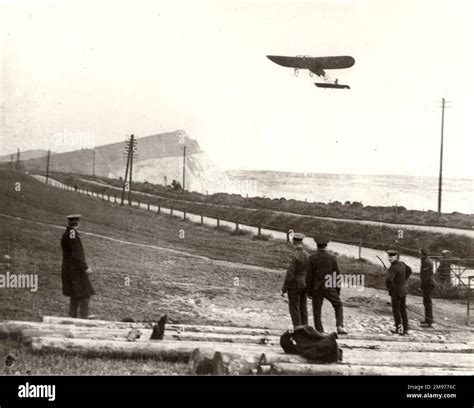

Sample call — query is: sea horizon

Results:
[226,169,474,214]
[226,169,474,183]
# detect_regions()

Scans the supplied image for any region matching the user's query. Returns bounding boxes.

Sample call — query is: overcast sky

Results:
[1,0,473,178]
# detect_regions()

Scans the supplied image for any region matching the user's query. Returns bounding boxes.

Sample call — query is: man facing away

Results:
[281,233,309,329]
[61,214,95,318]
[306,234,348,335]
[419,248,435,328]
[386,249,409,335]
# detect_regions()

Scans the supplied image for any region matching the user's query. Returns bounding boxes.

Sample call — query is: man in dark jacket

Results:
[307,234,348,335]
[419,248,435,327]
[281,233,309,328]
[61,214,95,318]
[386,249,409,335]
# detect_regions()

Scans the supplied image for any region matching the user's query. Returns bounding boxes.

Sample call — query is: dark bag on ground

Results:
[280,325,342,363]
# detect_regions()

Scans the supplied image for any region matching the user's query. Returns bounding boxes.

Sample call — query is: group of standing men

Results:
[59,214,451,332]
[281,233,348,335]
[282,233,449,337]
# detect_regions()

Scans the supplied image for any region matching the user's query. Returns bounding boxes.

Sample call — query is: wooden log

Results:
[188,348,215,374]
[336,339,474,354]
[187,347,265,375]
[260,350,474,369]
[30,337,200,361]
[19,327,152,344]
[19,327,278,346]
[0,322,84,341]
[267,363,474,376]
[41,317,282,336]
[29,337,276,364]
[2,321,279,344]
[212,351,263,375]
[332,333,459,344]
[344,349,474,369]
[167,331,277,345]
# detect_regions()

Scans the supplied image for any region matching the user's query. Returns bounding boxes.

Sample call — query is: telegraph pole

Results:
[120,140,131,206]
[128,134,135,205]
[182,145,186,190]
[437,98,450,220]
[92,148,96,177]
[16,148,20,171]
[45,150,51,185]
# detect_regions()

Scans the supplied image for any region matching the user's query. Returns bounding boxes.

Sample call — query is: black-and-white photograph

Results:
[0,0,473,400]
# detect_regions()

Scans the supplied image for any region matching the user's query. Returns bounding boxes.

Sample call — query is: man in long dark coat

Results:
[386,249,409,335]
[419,248,436,327]
[281,233,309,328]
[307,234,348,335]
[61,214,95,318]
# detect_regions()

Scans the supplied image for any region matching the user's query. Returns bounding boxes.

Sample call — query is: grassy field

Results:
[0,169,469,374]
[0,169,393,322]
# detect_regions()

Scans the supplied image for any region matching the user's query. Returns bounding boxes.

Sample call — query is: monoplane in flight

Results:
[266,55,355,89]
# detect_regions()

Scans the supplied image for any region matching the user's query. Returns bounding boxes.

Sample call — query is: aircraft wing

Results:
[266,55,355,70]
